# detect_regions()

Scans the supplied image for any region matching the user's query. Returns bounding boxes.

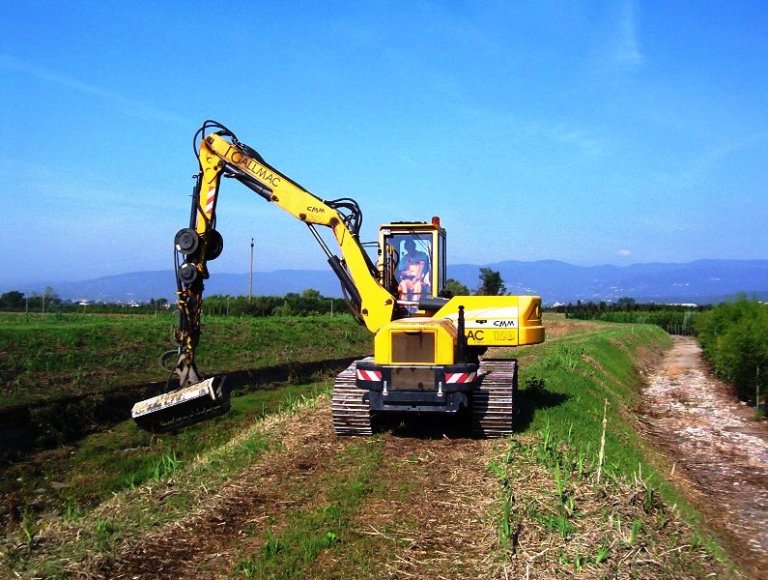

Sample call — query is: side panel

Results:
[435,295,545,347]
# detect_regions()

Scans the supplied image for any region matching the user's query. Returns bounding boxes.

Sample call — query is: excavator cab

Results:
[379,218,446,310]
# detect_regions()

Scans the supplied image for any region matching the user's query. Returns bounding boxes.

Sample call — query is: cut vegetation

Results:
[0,315,742,578]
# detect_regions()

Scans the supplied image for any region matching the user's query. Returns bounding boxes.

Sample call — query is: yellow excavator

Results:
[131,121,545,436]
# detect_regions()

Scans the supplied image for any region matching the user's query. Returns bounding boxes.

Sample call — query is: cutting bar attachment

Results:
[131,376,230,433]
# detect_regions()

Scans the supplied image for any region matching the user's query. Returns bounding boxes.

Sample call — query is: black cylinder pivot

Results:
[175,228,199,255]
[327,256,362,313]
[178,262,199,284]
[203,229,224,260]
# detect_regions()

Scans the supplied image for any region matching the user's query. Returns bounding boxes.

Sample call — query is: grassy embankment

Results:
[0,312,372,452]
[0,311,370,528]
[494,319,732,576]
[0,315,738,577]
[0,312,371,409]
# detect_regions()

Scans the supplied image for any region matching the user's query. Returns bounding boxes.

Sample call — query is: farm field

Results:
[0,314,743,578]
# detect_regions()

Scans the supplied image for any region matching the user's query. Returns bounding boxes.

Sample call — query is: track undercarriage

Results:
[470,359,518,438]
[331,359,518,438]
[331,362,373,435]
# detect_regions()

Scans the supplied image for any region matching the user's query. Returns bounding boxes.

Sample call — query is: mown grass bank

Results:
[515,319,672,483]
[0,317,739,578]
[1,391,343,578]
[488,318,734,576]
[0,312,370,456]
[1,382,331,527]
[0,312,370,409]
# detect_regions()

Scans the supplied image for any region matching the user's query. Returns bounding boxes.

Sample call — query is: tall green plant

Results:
[696,297,768,401]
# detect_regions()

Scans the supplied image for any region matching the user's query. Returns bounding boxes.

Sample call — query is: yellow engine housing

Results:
[374,295,544,366]
[374,317,457,365]
[435,295,545,347]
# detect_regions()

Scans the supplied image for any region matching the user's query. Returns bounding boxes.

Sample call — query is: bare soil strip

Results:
[83,403,500,579]
[333,434,500,579]
[98,402,350,579]
[639,336,768,577]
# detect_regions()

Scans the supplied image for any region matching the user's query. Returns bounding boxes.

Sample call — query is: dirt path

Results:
[96,403,501,579]
[639,336,768,577]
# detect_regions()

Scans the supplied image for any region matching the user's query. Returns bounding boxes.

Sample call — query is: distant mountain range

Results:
[7,259,768,306]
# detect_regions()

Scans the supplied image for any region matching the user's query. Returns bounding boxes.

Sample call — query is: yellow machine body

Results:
[132,121,545,436]
[373,296,544,365]
[374,317,458,366]
[373,220,544,362]
[435,295,545,347]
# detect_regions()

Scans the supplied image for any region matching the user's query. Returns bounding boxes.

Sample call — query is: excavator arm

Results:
[132,121,397,432]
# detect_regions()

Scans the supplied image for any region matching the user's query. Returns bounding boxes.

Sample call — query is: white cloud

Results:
[614,0,644,67]
[615,249,632,257]
[552,125,606,156]
[0,53,187,126]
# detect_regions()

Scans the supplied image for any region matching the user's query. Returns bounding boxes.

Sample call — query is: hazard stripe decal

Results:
[205,186,217,216]
[445,372,477,384]
[356,369,382,382]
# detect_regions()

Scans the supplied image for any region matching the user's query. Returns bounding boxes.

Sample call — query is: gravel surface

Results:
[640,336,768,577]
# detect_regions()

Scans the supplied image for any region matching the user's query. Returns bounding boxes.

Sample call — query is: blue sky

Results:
[2,0,767,287]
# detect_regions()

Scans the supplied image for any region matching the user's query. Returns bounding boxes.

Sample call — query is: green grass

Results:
[2,315,739,577]
[233,438,385,579]
[0,312,369,408]
[2,385,330,577]
[2,382,332,519]
[516,323,671,479]
[488,320,735,575]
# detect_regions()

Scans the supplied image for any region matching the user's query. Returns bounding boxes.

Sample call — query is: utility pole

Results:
[249,237,254,302]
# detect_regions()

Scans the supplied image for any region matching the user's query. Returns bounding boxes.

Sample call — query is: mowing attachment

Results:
[131,376,230,433]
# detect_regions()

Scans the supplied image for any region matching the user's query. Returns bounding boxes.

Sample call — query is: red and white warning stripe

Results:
[445,371,477,384]
[356,369,382,382]
[205,186,217,216]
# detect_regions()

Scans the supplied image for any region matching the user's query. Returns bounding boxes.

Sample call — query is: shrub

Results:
[695,297,768,401]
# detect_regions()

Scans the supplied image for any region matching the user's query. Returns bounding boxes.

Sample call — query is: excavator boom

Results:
[132,121,397,432]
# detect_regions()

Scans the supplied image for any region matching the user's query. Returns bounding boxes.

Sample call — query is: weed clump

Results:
[491,428,725,578]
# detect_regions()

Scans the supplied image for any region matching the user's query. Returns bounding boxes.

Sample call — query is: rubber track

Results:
[332,362,372,436]
[471,359,518,438]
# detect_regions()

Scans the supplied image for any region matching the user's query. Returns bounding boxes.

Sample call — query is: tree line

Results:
[553,298,707,335]
[0,288,343,317]
[0,267,508,317]
[695,297,768,405]
[0,288,63,312]
[203,289,348,317]
[0,289,171,314]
